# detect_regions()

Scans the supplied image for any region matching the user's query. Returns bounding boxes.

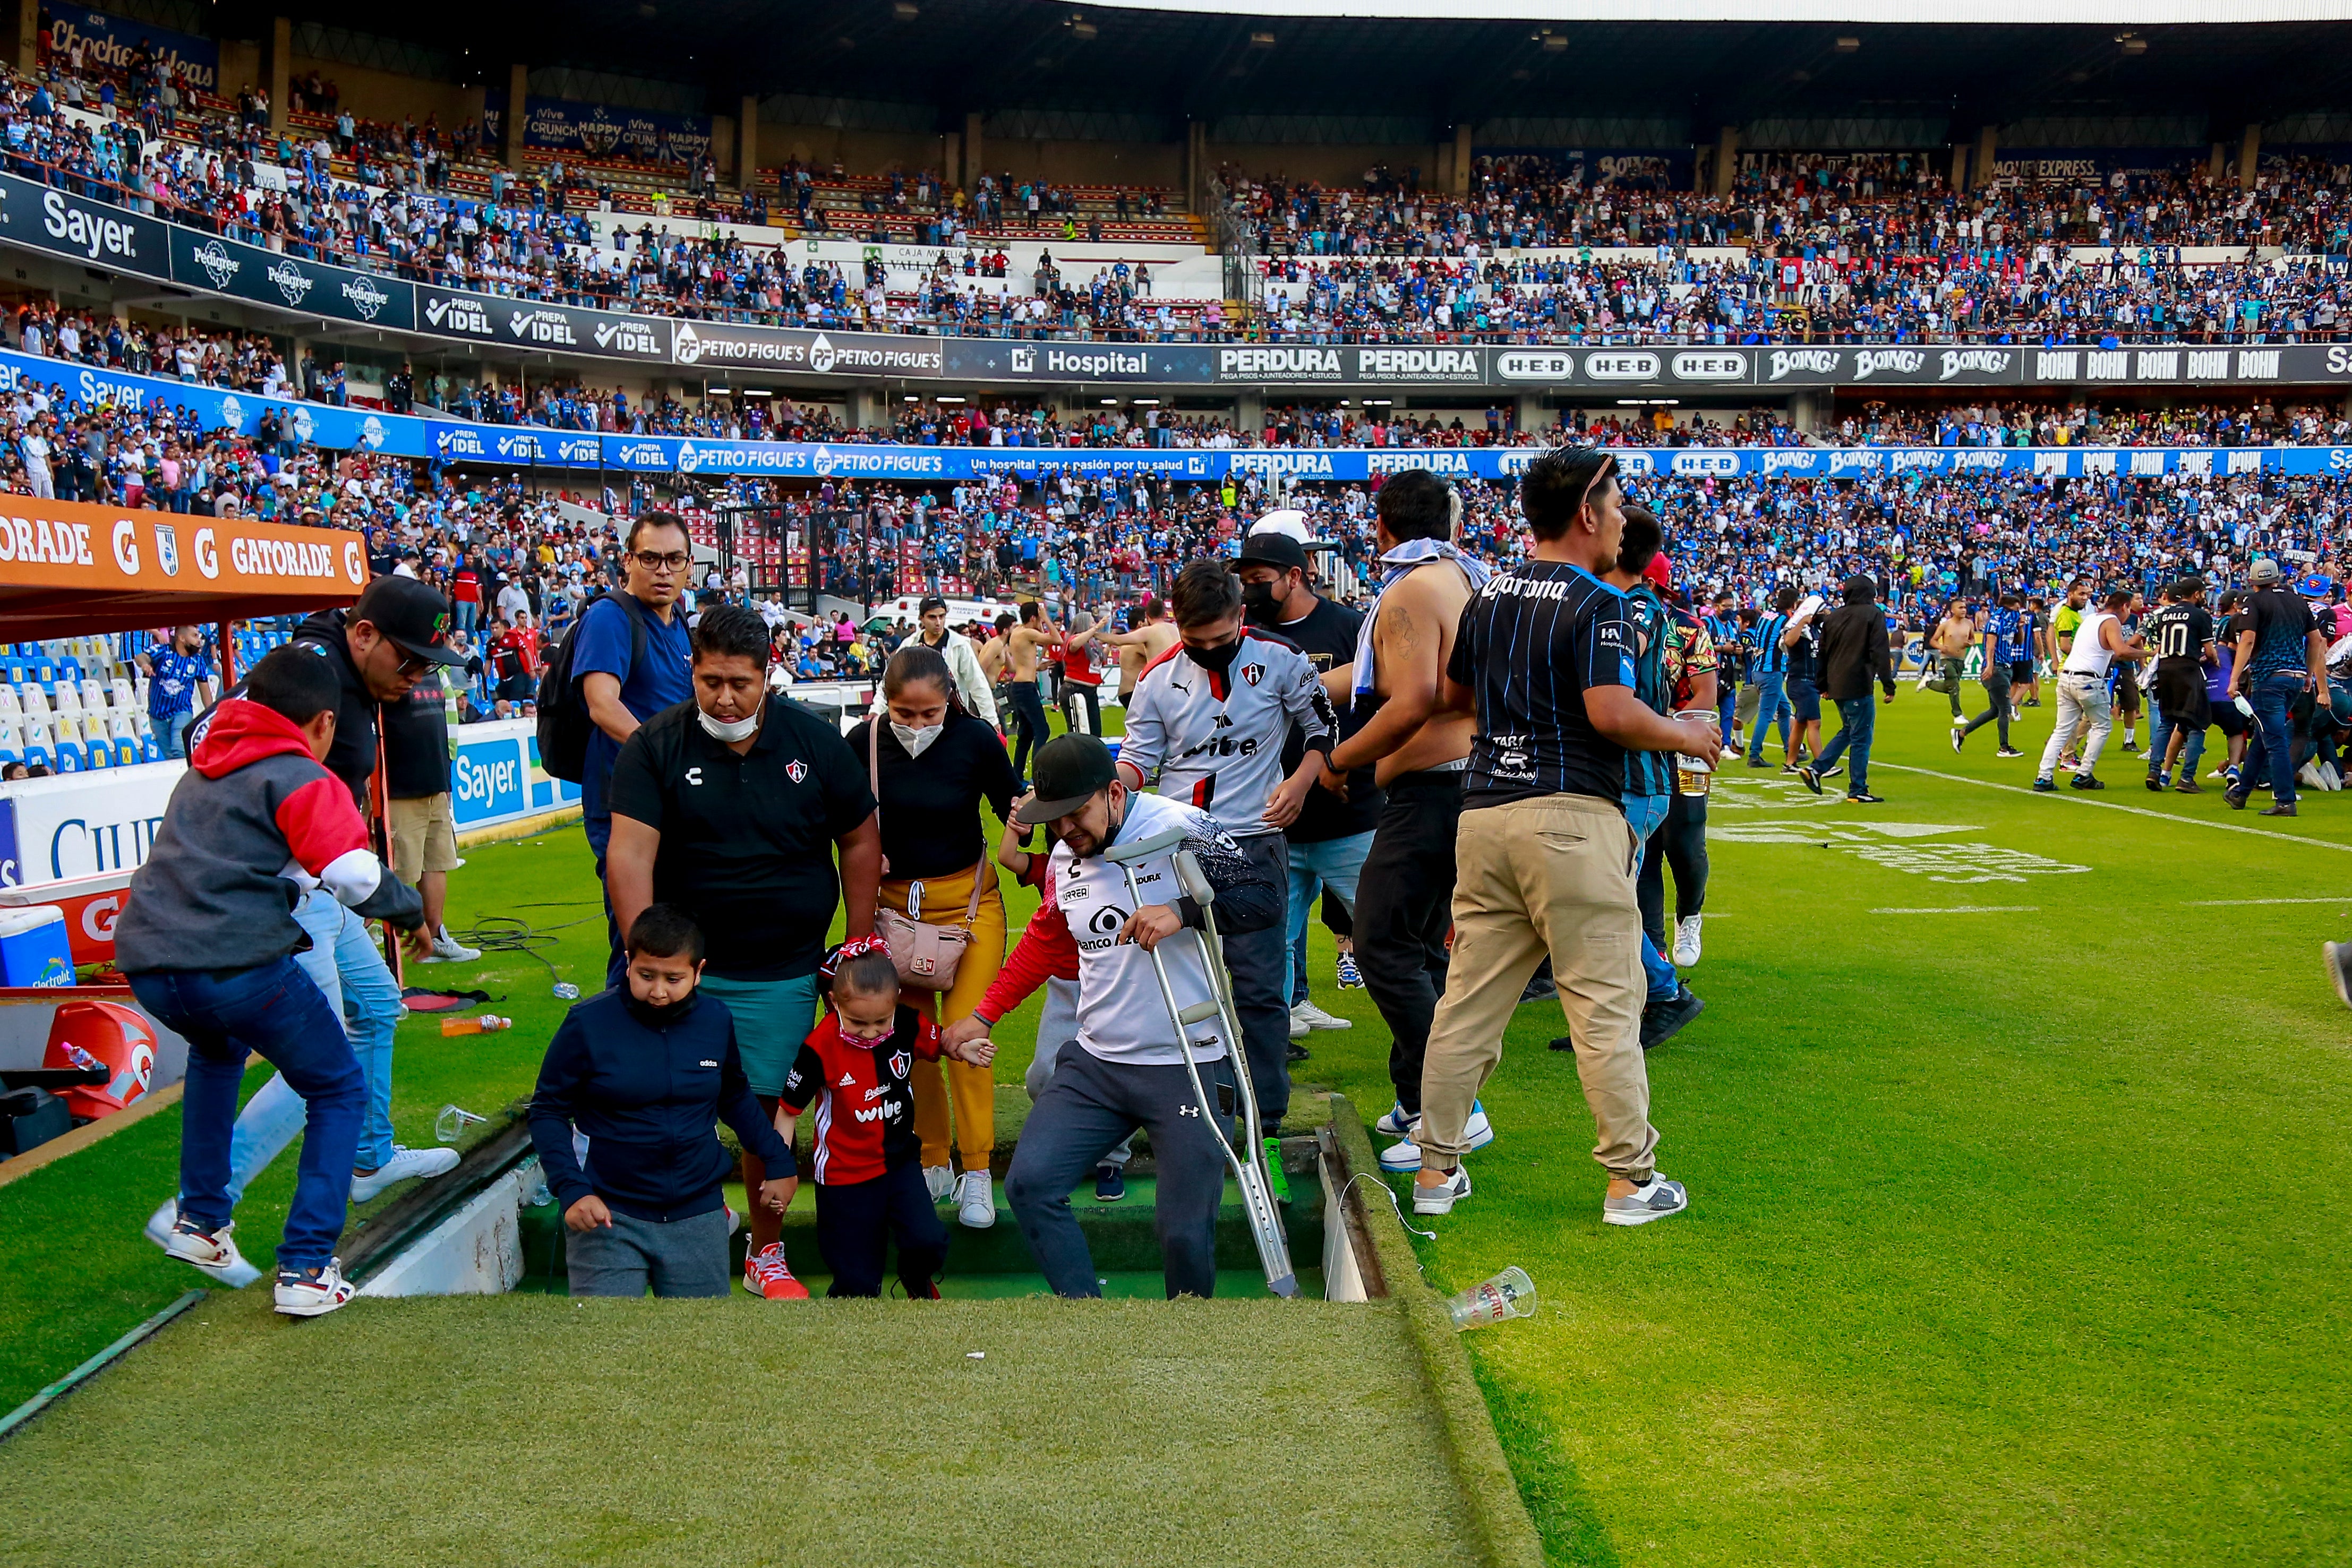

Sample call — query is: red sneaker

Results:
[743,1242,810,1300]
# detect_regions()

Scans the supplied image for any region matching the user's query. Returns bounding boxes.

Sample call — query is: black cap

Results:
[352,576,466,667]
[1016,734,1119,825]
[1235,531,1310,575]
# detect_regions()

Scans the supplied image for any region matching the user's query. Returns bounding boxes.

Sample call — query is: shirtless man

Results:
[1004,601,1060,784]
[1929,598,1977,725]
[1090,596,1180,704]
[1320,469,1493,1169]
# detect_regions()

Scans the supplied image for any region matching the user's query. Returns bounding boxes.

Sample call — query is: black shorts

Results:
[1787,678,1821,723]
[2112,664,2140,707]
[2212,702,2249,739]
[2009,660,2033,685]
[2153,666,2211,729]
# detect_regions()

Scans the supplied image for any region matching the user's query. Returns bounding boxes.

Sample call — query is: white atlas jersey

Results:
[1118,628,1335,838]
[1050,792,1264,1067]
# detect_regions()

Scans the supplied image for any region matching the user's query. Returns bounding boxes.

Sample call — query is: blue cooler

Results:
[0,906,74,988]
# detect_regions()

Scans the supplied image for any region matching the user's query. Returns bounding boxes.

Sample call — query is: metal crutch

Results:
[1101,826,1298,1297]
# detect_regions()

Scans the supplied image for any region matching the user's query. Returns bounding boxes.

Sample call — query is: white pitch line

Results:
[2182,897,2352,906]
[1874,763,2352,855]
[1870,905,2040,914]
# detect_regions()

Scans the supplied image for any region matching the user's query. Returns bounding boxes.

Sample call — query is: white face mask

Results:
[697,705,760,743]
[891,721,943,758]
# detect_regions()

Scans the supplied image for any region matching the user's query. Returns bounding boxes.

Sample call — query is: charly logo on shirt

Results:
[785,759,808,783]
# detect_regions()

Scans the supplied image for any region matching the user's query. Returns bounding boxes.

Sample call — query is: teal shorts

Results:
[696,972,821,1097]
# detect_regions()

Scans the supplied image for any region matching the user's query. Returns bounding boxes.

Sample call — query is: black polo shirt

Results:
[608,695,876,982]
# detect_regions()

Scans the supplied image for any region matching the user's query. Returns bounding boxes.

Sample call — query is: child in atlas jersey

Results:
[777,938,996,1297]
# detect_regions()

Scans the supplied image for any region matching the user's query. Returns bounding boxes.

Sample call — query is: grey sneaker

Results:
[2327,942,2352,1010]
[1603,1175,1689,1228]
[1411,1167,1471,1215]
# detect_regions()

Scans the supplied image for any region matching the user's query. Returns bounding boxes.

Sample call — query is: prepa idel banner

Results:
[414,285,669,363]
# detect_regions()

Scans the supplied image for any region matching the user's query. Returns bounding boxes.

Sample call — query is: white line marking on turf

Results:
[1875,764,2352,855]
[1870,905,2040,914]
[2182,897,2352,906]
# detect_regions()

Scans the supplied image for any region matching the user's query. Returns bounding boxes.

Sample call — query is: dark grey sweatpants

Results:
[566,1205,731,1298]
[1005,1040,1234,1299]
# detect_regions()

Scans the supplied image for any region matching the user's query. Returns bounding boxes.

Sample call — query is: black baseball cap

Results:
[1235,531,1310,575]
[352,576,466,667]
[1016,734,1119,825]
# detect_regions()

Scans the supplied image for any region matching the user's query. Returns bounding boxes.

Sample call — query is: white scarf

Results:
[1350,539,1494,706]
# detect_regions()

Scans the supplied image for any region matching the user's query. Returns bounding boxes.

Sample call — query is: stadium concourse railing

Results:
[6,149,2352,363]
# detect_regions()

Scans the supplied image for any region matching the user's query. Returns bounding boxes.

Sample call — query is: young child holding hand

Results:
[531,905,802,1299]
[777,936,995,1298]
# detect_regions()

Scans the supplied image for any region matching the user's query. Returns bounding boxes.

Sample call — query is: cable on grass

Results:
[447,902,601,996]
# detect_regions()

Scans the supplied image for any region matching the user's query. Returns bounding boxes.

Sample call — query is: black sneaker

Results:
[2071,774,2106,791]
[1951,730,1965,754]
[1094,1164,1126,1203]
[2260,802,2298,817]
[1846,792,1886,803]
[1286,1039,1310,1063]
[2032,776,2056,792]
[1797,765,1823,795]
[1548,1034,1576,1052]
[2144,774,2164,792]
[2225,787,2249,811]
[1520,973,1559,1004]
[1640,986,1705,1050]
[1996,747,2025,758]
[1819,762,1843,781]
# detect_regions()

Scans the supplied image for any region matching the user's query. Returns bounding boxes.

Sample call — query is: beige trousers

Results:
[1417,793,1660,1184]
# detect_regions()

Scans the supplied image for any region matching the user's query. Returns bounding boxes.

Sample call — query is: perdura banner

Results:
[413,286,669,362]
[169,229,416,331]
[0,169,172,280]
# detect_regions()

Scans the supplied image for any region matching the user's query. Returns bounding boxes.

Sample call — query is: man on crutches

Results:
[947,735,1285,1299]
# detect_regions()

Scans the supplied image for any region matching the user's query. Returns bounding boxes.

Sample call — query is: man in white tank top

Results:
[2035,588,2149,793]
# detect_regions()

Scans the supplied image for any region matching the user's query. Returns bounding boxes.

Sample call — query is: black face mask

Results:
[1186,636,1243,675]
[1241,582,1282,626]
[625,989,698,1031]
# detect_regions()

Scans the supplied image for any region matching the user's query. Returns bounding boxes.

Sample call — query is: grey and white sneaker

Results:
[923,1164,955,1204]
[1379,1135,1423,1173]
[1603,1174,1689,1227]
[1380,1102,1495,1171]
[145,1198,263,1287]
[955,1168,996,1229]
[1374,1102,1416,1137]
[1672,915,1703,967]
[349,1145,460,1203]
[1410,1167,1472,1215]
[422,927,482,964]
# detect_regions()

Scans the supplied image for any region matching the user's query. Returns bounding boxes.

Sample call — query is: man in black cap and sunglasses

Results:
[144,575,475,1281]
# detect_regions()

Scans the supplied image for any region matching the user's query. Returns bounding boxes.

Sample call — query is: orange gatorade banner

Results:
[0,497,365,637]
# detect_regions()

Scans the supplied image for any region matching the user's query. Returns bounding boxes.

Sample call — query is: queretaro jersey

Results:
[1050,792,1254,1067]
[1118,628,1335,838]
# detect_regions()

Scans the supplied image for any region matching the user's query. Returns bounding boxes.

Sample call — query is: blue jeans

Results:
[1621,792,1678,1002]
[2240,671,2307,805]
[213,889,405,1199]
[1813,694,1878,795]
[130,956,363,1271]
[1715,682,1738,748]
[1222,834,1293,1128]
[2148,706,2207,778]
[1746,670,1790,762]
[1286,830,1372,1005]
[158,709,195,760]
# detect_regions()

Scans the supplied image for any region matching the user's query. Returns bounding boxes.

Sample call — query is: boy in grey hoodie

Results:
[117,646,425,1317]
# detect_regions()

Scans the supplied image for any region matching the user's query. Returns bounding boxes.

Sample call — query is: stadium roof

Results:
[246,0,2352,135]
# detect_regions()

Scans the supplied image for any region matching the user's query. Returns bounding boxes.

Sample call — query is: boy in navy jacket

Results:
[530,905,801,1298]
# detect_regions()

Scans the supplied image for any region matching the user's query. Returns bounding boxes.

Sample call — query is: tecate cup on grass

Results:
[1446,1266,1537,1331]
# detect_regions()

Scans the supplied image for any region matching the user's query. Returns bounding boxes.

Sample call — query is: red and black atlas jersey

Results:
[779,1004,942,1185]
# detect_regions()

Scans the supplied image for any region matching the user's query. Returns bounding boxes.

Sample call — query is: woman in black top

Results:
[845,643,1019,1228]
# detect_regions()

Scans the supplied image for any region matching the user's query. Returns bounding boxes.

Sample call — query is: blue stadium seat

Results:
[114,738,138,766]
[81,744,108,772]
[140,735,162,763]
[20,746,46,772]
[50,743,79,773]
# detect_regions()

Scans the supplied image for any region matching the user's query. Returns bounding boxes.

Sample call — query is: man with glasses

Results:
[576,512,696,987]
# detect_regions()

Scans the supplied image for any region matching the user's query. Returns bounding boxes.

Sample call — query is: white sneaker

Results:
[1373,1102,1415,1137]
[422,928,482,964]
[1411,1167,1471,1215]
[1673,915,1703,967]
[955,1168,995,1229]
[1380,1102,1494,1170]
[923,1164,955,1204]
[1287,1007,1310,1040]
[1378,1136,1422,1172]
[350,1144,461,1203]
[148,1199,263,1287]
[273,1259,356,1317]
[1949,715,1967,729]
[1603,1174,1690,1227]
[1290,1000,1352,1033]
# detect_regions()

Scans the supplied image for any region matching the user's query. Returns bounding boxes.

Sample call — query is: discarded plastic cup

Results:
[1445,1266,1537,1331]
[552,982,581,1000]
[434,1103,488,1145]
